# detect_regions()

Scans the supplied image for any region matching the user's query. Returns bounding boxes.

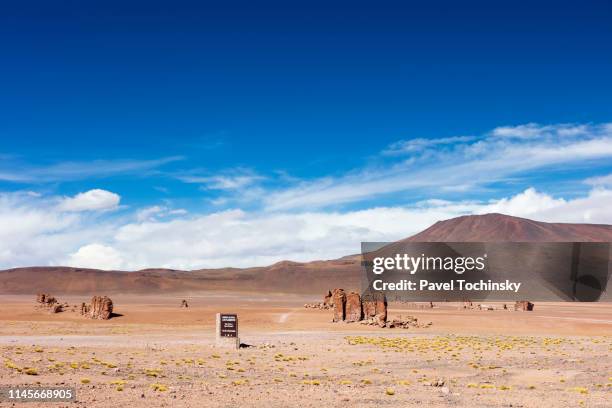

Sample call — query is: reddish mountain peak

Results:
[404,213,612,242]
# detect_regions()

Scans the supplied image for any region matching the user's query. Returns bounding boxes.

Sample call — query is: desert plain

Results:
[0,292,611,408]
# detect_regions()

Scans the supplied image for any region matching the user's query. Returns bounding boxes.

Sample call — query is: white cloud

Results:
[108,207,461,269]
[59,187,612,270]
[0,191,114,268]
[499,188,612,224]
[585,173,612,187]
[423,187,612,225]
[1,186,612,270]
[66,244,124,270]
[477,187,566,217]
[58,189,120,212]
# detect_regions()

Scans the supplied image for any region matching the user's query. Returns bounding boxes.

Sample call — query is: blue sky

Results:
[1,1,612,269]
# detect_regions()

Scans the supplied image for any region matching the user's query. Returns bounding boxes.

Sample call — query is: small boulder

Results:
[514,300,534,311]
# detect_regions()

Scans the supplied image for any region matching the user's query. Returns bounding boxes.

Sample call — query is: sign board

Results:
[219,314,238,337]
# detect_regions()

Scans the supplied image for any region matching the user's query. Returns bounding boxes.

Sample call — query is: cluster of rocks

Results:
[180,299,189,308]
[36,293,57,306]
[398,301,436,309]
[35,294,114,320]
[303,290,334,309]
[427,378,445,387]
[365,314,433,329]
[461,300,474,309]
[460,299,534,312]
[35,293,67,313]
[514,300,534,311]
[303,302,331,310]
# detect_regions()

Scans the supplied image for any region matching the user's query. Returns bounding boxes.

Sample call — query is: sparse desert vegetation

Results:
[0,294,611,407]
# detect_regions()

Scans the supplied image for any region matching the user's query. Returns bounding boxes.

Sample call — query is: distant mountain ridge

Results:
[405,213,612,242]
[1,213,611,294]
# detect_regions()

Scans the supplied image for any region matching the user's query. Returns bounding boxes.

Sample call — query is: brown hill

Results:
[0,258,361,295]
[0,214,610,295]
[405,213,612,242]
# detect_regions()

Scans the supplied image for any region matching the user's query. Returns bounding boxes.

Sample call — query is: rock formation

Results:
[362,292,387,325]
[80,302,90,315]
[311,288,430,329]
[89,296,113,320]
[323,290,333,307]
[320,289,392,326]
[181,299,189,308]
[345,292,362,322]
[36,293,57,307]
[331,288,346,322]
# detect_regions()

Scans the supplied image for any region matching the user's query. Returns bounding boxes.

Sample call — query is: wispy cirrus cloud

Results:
[0,156,183,183]
[383,135,476,155]
[262,122,612,211]
[136,205,187,222]
[490,122,598,139]
[177,168,264,190]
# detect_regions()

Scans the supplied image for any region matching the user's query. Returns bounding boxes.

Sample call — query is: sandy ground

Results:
[0,293,611,407]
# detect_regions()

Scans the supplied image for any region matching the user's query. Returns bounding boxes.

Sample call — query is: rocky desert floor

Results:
[0,293,611,407]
